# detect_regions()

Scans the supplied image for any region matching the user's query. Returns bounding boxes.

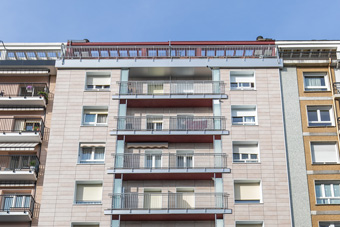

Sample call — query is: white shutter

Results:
[235,183,260,201]
[230,75,254,83]
[311,142,338,163]
[76,184,102,202]
[237,225,262,227]
[232,108,256,117]
[14,120,25,131]
[87,76,110,86]
[233,144,258,154]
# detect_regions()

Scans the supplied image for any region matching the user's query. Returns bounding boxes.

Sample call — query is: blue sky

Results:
[0,0,339,42]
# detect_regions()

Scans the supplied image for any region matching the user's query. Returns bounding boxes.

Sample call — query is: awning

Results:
[127,143,168,149]
[80,143,105,148]
[0,143,39,151]
[0,107,44,111]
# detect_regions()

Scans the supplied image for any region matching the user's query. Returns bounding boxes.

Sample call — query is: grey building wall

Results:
[280,67,312,227]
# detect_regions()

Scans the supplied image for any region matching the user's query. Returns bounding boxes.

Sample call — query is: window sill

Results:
[77,163,105,165]
[73,203,102,206]
[230,89,257,91]
[315,203,340,206]
[81,125,108,127]
[307,125,335,128]
[233,162,261,164]
[84,89,111,92]
[232,124,258,126]
[304,90,331,93]
[235,202,263,205]
[312,162,340,165]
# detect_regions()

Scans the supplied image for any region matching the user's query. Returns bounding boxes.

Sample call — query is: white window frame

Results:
[234,180,262,204]
[231,105,257,126]
[176,150,194,168]
[85,72,111,91]
[78,143,105,164]
[83,107,108,126]
[232,141,259,163]
[144,150,162,168]
[315,181,340,205]
[310,141,339,164]
[2,195,31,209]
[319,222,340,227]
[74,181,103,205]
[303,72,329,91]
[307,106,334,127]
[146,115,163,131]
[230,71,256,91]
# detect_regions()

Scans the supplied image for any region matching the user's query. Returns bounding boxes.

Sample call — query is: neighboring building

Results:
[0,43,61,226]
[36,40,292,227]
[278,40,340,227]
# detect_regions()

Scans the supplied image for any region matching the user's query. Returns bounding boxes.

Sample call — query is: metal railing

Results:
[0,83,49,98]
[279,49,337,60]
[113,153,227,170]
[118,81,225,95]
[0,194,35,216]
[0,155,39,175]
[334,83,340,94]
[115,116,226,131]
[0,118,45,138]
[62,45,277,59]
[111,192,228,210]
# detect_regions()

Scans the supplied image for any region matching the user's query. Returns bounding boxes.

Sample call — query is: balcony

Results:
[111,116,228,135]
[0,195,35,222]
[0,83,49,107]
[63,44,277,60]
[333,83,340,98]
[0,118,44,142]
[113,81,227,99]
[109,153,229,175]
[105,192,230,215]
[0,155,39,181]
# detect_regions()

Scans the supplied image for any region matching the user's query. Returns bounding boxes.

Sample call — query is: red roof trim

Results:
[70,40,275,46]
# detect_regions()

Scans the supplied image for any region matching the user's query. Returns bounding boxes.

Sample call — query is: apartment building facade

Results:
[34,40,292,227]
[278,41,340,227]
[0,43,61,226]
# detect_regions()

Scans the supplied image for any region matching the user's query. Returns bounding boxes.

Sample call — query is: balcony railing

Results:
[0,118,45,138]
[0,194,35,216]
[63,45,277,59]
[118,81,225,95]
[111,192,228,210]
[0,155,39,175]
[0,83,49,99]
[113,153,227,170]
[115,116,226,131]
[279,49,337,60]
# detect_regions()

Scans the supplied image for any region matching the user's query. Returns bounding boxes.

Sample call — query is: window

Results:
[319,222,340,227]
[144,188,162,209]
[75,182,102,204]
[235,221,263,227]
[176,150,193,168]
[232,105,257,125]
[2,195,31,211]
[79,143,105,164]
[315,181,340,204]
[234,180,261,203]
[83,107,108,126]
[311,142,339,164]
[230,71,255,90]
[148,83,164,94]
[146,115,163,131]
[145,150,162,168]
[72,223,99,227]
[303,72,329,91]
[307,106,334,127]
[176,188,194,208]
[14,119,41,132]
[86,72,111,90]
[233,142,259,163]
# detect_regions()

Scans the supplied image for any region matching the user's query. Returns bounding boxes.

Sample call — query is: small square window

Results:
[232,105,257,125]
[79,143,105,164]
[311,142,339,164]
[303,72,329,91]
[307,106,334,127]
[83,107,108,126]
[86,72,111,90]
[75,182,102,205]
[315,181,340,205]
[230,71,255,90]
[234,180,261,203]
[233,142,259,163]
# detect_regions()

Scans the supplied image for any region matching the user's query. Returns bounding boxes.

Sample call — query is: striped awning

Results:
[127,143,168,149]
[0,143,39,151]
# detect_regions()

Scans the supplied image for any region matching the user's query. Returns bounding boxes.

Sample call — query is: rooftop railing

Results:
[0,194,35,216]
[0,155,39,175]
[115,116,226,131]
[111,192,228,210]
[63,45,277,59]
[118,81,225,95]
[112,153,227,170]
[0,83,49,98]
[0,118,45,138]
[279,49,338,60]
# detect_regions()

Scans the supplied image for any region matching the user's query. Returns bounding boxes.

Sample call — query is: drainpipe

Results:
[329,58,340,151]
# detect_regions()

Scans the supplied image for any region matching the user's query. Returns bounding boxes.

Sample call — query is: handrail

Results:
[0,118,45,138]
[114,116,226,131]
[0,83,49,98]
[112,153,227,169]
[0,194,35,216]
[0,155,40,175]
[110,192,229,210]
